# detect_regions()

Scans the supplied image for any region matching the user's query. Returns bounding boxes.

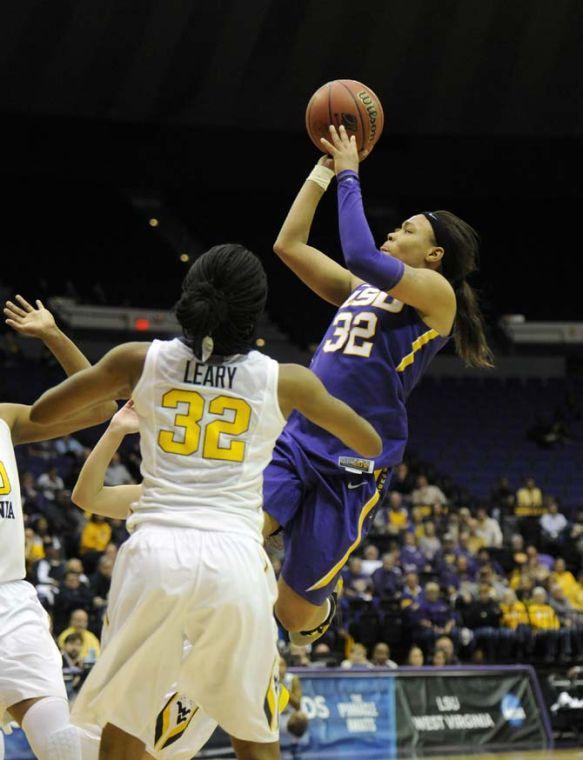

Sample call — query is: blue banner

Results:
[294,672,397,759]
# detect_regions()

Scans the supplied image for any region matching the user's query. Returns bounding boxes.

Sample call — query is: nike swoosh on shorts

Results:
[347,481,367,490]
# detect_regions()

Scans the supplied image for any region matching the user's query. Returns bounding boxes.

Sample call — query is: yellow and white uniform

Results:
[0,419,67,733]
[73,339,285,750]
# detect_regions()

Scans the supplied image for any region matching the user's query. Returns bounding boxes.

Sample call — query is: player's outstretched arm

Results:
[30,342,150,425]
[273,157,362,306]
[1,295,120,443]
[5,295,101,376]
[72,402,142,519]
[278,364,381,458]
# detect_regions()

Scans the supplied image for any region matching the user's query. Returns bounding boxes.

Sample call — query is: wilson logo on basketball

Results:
[357,91,379,141]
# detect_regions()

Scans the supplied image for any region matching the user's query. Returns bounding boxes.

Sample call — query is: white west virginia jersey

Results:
[129,338,285,541]
[0,419,25,584]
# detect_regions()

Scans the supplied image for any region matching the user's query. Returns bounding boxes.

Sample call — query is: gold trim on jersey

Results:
[307,473,384,592]
[395,328,439,372]
[0,461,12,495]
[154,692,198,751]
[263,661,279,733]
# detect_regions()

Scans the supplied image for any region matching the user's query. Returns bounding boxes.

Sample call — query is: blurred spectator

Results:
[33,537,65,607]
[527,587,571,662]
[53,572,92,633]
[65,558,89,586]
[360,544,382,576]
[371,553,403,599]
[90,556,114,620]
[540,501,568,549]
[60,632,85,699]
[21,471,43,515]
[80,515,112,556]
[549,585,577,627]
[391,462,414,496]
[54,434,85,457]
[515,477,544,517]
[411,475,447,508]
[104,452,135,486]
[25,526,45,563]
[416,582,457,645]
[432,650,447,667]
[569,510,583,559]
[374,491,409,536]
[475,507,503,548]
[461,583,502,661]
[402,572,422,604]
[407,646,424,666]
[551,558,583,609]
[418,521,441,563]
[309,643,336,668]
[342,557,373,601]
[371,642,397,669]
[57,609,101,661]
[341,643,373,670]
[435,635,460,665]
[38,466,64,501]
[490,477,515,513]
[400,532,429,574]
[466,519,485,555]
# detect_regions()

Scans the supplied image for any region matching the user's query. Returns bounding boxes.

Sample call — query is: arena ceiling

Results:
[1,0,582,137]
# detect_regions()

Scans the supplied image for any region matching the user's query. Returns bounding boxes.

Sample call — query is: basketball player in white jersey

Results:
[0,296,116,760]
[30,244,382,760]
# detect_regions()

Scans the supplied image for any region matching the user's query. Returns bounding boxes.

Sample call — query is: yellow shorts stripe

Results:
[307,488,381,592]
[395,328,439,372]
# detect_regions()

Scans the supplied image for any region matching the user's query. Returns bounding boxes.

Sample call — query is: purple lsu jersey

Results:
[284,282,450,473]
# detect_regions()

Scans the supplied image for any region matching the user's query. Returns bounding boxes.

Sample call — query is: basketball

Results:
[305,79,384,155]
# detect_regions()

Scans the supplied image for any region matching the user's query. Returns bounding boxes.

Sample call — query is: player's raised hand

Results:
[320,125,368,175]
[109,400,140,436]
[4,295,57,339]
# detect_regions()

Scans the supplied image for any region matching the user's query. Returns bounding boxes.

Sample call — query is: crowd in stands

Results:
[275,461,583,671]
[16,421,583,697]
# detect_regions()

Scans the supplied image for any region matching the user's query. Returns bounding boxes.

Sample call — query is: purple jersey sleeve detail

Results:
[337,170,405,290]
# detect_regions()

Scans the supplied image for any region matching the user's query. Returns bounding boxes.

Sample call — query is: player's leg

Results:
[277,468,389,644]
[180,533,280,754]
[99,724,145,760]
[262,439,332,633]
[71,529,187,760]
[0,581,81,759]
[230,737,280,759]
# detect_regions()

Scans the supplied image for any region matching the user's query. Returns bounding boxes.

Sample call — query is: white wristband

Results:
[307,164,335,192]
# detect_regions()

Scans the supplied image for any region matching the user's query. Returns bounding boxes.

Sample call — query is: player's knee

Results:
[274,601,310,633]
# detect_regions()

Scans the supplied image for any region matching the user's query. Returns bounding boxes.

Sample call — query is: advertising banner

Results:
[394,666,551,756]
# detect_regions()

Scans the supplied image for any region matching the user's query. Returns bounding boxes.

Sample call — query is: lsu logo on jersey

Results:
[154,692,197,751]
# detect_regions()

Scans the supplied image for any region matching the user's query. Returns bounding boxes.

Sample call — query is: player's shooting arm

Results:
[278,364,381,458]
[30,342,150,425]
[324,126,456,334]
[72,403,141,519]
[273,159,362,306]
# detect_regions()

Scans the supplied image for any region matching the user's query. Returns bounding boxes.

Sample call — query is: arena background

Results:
[1,1,583,758]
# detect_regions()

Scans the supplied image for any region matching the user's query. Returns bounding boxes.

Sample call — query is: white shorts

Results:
[72,526,280,749]
[0,580,67,731]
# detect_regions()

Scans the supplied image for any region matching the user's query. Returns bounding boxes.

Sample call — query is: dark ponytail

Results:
[431,210,493,368]
[175,243,267,357]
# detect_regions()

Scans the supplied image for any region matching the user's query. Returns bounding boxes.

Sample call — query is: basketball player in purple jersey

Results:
[264,124,493,645]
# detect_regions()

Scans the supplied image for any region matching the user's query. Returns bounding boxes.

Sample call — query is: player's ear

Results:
[426,246,444,264]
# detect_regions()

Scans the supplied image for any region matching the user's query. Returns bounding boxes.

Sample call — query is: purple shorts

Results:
[263,432,391,606]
